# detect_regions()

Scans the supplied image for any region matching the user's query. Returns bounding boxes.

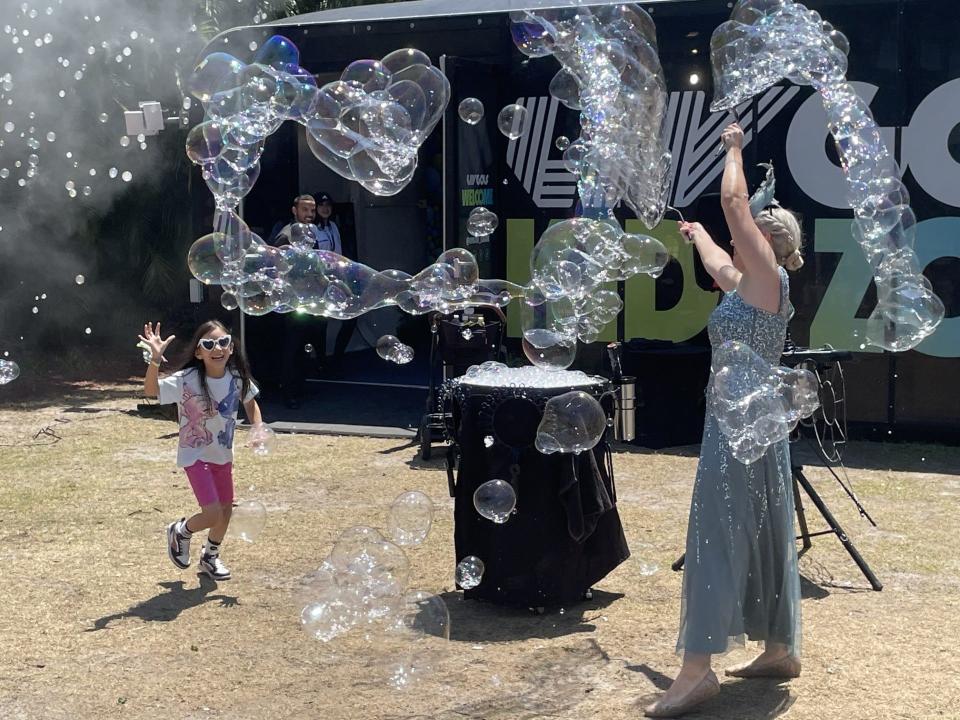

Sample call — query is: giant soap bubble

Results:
[535,390,608,454]
[187,38,449,208]
[709,0,943,351]
[711,340,820,464]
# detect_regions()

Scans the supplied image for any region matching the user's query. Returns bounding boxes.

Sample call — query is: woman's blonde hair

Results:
[755,207,804,271]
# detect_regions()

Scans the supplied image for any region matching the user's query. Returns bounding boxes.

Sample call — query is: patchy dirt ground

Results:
[0,379,958,719]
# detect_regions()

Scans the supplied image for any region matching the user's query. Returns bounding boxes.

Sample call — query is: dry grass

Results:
[0,379,958,719]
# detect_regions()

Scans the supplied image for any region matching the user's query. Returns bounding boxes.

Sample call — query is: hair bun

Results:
[784,249,804,271]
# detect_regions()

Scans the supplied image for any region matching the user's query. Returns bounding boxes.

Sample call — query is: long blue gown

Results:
[676,266,802,657]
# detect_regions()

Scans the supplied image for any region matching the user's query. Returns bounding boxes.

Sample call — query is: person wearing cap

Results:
[312,191,356,375]
[312,191,342,254]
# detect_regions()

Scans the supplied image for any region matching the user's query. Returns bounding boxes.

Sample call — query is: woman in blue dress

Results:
[645,123,805,718]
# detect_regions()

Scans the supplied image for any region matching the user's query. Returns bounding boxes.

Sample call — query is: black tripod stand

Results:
[671,347,882,591]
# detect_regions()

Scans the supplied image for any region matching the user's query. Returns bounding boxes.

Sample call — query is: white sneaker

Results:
[199,553,231,581]
[166,519,191,570]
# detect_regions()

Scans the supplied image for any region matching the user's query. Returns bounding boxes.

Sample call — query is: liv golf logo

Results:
[505,86,798,209]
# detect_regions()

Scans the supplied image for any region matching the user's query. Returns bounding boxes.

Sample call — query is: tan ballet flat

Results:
[725,655,801,679]
[643,670,721,718]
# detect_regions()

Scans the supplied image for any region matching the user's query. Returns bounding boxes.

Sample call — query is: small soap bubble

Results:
[376,334,414,365]
[473,479,516,524]
[220,291,238,310]
[467,207,498,236]
[0,359,20,385]
[386,490,434,547]
[457,97,484,125]
[497,104,528,139]
[228,499,267,542]
[249,422,276,456]
[455,556,485,589]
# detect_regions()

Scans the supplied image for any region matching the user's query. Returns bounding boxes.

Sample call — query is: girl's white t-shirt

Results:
[157,368,258,468]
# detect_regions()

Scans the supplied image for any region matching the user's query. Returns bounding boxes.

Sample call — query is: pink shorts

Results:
[184,461,234,507]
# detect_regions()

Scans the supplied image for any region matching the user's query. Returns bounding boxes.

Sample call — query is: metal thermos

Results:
[606,343,636,442]
[614,375,636,442]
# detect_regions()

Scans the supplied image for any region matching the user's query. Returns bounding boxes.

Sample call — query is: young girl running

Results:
[139,319,263,581]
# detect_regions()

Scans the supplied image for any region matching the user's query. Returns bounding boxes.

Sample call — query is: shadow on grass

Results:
[799,573,832,600]
[442,588,625,644]
[1,366,143,411]
[629,666,795,719]
[86,576,239,631]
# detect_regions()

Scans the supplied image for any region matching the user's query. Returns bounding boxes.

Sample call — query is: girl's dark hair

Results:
[169,319,255,412]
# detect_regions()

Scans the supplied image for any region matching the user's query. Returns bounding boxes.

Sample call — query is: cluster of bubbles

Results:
[459,361,603,389]
[186,36,448,208]
[509,5,672,227]
[711,341,820,464]
[186,35,672,377]
[535,390,608,455]
[376,334,414,365]
[709,0,943,352]
[523,216,670,368]
[0,359,20,385]
[189,212,517,319]
[298,491,450,687]
[227,499,267,543]
[472,479,517,524]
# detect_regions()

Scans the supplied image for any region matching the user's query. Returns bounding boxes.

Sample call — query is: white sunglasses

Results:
[197,335,232,351]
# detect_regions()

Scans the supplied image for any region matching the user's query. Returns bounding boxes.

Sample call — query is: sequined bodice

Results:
[708,267,792,366]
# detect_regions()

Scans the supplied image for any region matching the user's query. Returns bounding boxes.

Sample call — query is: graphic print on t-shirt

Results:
[179,384,216,449]
[216,379,240,449]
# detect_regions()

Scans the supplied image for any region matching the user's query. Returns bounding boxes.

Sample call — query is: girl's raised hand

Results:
[138,321,175,363]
